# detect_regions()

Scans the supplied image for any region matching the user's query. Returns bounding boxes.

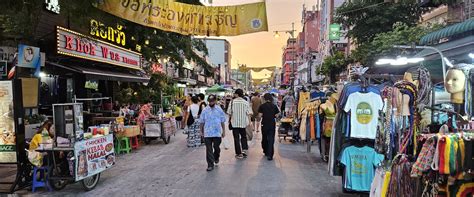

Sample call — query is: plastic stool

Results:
[117,137,131,154]
[32,166,52,192]
[129,136,139,149]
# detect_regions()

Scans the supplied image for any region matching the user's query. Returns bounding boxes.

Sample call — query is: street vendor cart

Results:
[278,117,296,142]
[143,118,177,144]
[36,103,115,191]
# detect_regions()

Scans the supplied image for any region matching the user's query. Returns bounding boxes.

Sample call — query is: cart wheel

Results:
[163,135,171,144]
[82,173,100,191]
[144,138,151,145]
[49,166,68,191]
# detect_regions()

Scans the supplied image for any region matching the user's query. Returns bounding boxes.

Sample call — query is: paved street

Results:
[16,131,349,197]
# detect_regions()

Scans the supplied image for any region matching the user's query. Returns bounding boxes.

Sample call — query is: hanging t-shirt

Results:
[340,146,384,192]
[343,92,383,139]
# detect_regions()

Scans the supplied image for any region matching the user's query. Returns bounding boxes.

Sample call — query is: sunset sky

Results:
[208,0,314,79]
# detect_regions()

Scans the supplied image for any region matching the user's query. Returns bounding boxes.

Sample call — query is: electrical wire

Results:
[337,2,386,15]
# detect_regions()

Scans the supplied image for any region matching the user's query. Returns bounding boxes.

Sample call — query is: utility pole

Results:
[274,22,296,89]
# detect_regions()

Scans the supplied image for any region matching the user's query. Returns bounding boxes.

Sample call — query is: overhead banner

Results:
[95,0,268,36]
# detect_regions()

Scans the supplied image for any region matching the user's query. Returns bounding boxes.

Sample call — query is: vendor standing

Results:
[138,100,156,135]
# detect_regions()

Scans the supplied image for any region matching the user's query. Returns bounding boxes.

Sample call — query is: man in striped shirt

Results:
[227,89,253,159]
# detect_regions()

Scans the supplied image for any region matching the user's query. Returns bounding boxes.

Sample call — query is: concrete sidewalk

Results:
[18,131,350,197]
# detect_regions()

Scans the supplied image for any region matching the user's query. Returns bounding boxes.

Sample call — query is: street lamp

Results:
[274,23,296,89]
[393,45,448,84]
[375,57,425,65]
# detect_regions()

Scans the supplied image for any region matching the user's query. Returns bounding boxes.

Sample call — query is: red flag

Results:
[7,66,15,79]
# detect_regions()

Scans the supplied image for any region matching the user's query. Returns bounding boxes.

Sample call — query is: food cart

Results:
[36,103,115,191]
[143,117,177,145]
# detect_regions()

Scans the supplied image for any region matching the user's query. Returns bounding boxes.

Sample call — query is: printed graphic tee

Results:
[343,92,383,139]
[340,146,384,192]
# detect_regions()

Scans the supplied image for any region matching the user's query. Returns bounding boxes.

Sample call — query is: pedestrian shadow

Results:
[243,157,286,197]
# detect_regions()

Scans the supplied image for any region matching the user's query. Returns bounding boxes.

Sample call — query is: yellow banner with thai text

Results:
[95,0,268,36]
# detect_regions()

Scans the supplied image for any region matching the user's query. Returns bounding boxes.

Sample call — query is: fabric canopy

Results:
[420,18,474,45]
[205,85,227,93]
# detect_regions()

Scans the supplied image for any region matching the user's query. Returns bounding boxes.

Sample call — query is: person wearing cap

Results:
[200,95,226,171]
[227,89,253,159]
[258,93,280,160]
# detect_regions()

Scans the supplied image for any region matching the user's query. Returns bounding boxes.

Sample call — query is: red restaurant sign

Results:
[57,26,141,70]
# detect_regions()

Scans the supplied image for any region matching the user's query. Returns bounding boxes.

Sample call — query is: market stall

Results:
[143,117,177,144]
[33,103,115,191]
[326,65,474,196]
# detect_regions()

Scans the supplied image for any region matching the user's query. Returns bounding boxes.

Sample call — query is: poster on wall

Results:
[17,44,41,68]
[20,78,39,108]
[0,81,17,163]
[74,134,114,181]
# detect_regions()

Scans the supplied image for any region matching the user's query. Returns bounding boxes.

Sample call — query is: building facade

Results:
[281,38,297,86]
[202,38,232,85]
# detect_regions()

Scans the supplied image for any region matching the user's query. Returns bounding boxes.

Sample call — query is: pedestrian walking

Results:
[251,92,262,133]
[200,95,226,171]
[198,93,207,144]
[258,93,280,160]
[185,96,202,147]
[227,89,252,159]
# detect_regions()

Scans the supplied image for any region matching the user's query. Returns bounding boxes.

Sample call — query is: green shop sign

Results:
[329,24,341,41]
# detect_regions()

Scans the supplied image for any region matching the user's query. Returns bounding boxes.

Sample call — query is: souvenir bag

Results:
[246,124,254,141]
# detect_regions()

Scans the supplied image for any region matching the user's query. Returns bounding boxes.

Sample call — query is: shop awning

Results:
[415,35,474,60]
[46,62,150,83]
[420,18,474,45]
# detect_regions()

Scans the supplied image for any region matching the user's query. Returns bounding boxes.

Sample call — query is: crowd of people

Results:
[179,89,282,171]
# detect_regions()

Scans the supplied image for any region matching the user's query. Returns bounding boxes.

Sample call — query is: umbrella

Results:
[206,85,226,93]
[269,88,279,94]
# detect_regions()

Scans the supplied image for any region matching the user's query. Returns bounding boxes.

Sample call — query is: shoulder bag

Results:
[228,100,233,130]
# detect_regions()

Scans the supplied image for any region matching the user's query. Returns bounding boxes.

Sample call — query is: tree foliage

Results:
[320,51,351,83]
[335,0,424,45]
[0,0,212,73]
[351,23,444,65]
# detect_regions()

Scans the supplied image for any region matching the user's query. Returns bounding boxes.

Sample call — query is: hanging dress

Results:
[322,103,336,138]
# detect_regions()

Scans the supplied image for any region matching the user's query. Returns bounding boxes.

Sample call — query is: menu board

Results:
[0,81,16,163]
[74,134,114,181]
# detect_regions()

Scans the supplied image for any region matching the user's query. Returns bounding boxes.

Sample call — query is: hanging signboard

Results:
[329,24,341,41]
[0,61,7,77]
[95,0,268,36]
[74,134,115,181]
[0,81,17,163]
[57,26,142,70]
[17,45,41,68]
[45,0,60,14]
[0,47,16,63]
[89,19,127,46]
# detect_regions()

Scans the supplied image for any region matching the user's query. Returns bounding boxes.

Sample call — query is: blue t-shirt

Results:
[340,146,384,192]
[200,106,226,137]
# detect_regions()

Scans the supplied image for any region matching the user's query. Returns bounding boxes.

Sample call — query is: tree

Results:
[0,0,212,73]
[334,0,424,45]
[351,22,444,65]
[320,51,351,83]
